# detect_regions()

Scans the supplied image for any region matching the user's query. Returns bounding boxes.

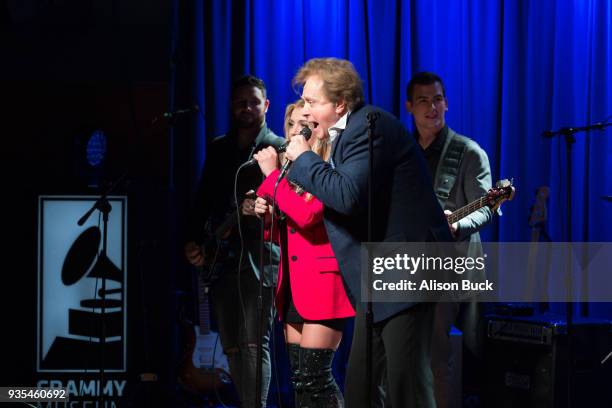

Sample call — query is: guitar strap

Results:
[434,132,467,206]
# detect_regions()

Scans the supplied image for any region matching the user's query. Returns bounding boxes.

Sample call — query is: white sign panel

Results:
[37,196,127,373]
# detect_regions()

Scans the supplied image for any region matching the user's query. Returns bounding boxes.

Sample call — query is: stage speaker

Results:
[483,313,612,408]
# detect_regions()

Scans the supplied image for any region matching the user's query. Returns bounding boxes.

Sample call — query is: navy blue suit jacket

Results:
[289,104,452,322]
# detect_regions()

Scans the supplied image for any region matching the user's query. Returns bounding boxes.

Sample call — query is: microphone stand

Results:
[77,172,127,407]
[255,171,265,408]
[235,146,267,408]
[365,112,380,406]
[542,120,611,408]
[253,128,311,407]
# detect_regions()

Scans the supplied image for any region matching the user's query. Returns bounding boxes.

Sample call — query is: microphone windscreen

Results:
[300,126,312,140]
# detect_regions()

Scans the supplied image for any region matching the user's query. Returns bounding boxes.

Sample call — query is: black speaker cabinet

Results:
[484,314,612,408]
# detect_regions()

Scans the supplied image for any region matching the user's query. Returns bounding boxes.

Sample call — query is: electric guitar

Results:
[198,209,240,284]
[178,272,232,395]
[199,193,257,283]
[446,179,516,224]
[178,205,244,396]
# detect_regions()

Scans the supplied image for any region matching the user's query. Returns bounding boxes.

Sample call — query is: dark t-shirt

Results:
[417,125,448,179]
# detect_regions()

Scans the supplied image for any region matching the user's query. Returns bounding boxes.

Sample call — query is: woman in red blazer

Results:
[252,100,354,407]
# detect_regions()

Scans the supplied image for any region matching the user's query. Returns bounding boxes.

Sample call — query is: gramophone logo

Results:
[37,196,127,373]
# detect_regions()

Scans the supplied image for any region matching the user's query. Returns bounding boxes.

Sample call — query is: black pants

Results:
[210,268,274,408]
[431,300,485,408]
[345,303,436,408]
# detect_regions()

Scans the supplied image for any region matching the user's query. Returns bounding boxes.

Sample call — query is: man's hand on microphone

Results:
[253,146,279,177]
[285,135,311,162]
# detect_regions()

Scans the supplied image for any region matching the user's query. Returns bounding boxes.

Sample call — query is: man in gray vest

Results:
[405,72,493,408]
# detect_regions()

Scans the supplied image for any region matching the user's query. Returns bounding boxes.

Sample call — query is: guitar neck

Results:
[447,196,489,224]
[197,276,211,335]
[214,211,239,240]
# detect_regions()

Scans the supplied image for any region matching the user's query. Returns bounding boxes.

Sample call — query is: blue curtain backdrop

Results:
[192,0,611,243]
[189,0,612,398]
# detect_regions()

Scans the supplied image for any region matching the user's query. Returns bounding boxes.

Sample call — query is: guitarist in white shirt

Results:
[405,72,494,408]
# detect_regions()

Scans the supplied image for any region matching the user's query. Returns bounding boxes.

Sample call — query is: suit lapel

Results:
[331,129,343,162]
[331,104,365,162]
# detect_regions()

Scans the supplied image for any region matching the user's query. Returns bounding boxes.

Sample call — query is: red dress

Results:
[257,169,355,321]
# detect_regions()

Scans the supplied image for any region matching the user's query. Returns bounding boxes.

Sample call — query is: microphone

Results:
[245,126,312,167]
[541,127,572,138]
[163,104,200,119]
[152,105,200,125]
[543,122,612,138]
[277,127,312,181]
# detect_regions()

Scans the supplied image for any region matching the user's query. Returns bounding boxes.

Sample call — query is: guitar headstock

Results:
[528,186,550,227]
[487,179,516,213]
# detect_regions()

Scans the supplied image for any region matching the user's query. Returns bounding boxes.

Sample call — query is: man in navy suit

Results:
[285,58,452,408]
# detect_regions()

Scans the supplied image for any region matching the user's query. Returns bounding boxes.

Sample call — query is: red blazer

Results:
[257,169,355,321]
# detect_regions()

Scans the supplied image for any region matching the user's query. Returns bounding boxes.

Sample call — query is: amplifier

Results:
[487,315,567,345]
[484,313,612,408]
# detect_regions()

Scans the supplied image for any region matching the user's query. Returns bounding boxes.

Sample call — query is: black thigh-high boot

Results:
[286,343,304,407]
[300,347,343,408]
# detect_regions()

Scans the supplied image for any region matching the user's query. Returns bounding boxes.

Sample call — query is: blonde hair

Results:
[310,131,331,162]
[293,58,364,111]
[282,99,332,199]
[284,99,331,162]
[283,99,305,138]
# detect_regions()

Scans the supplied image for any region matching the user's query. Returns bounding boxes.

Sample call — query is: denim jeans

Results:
[210,268,274,407]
